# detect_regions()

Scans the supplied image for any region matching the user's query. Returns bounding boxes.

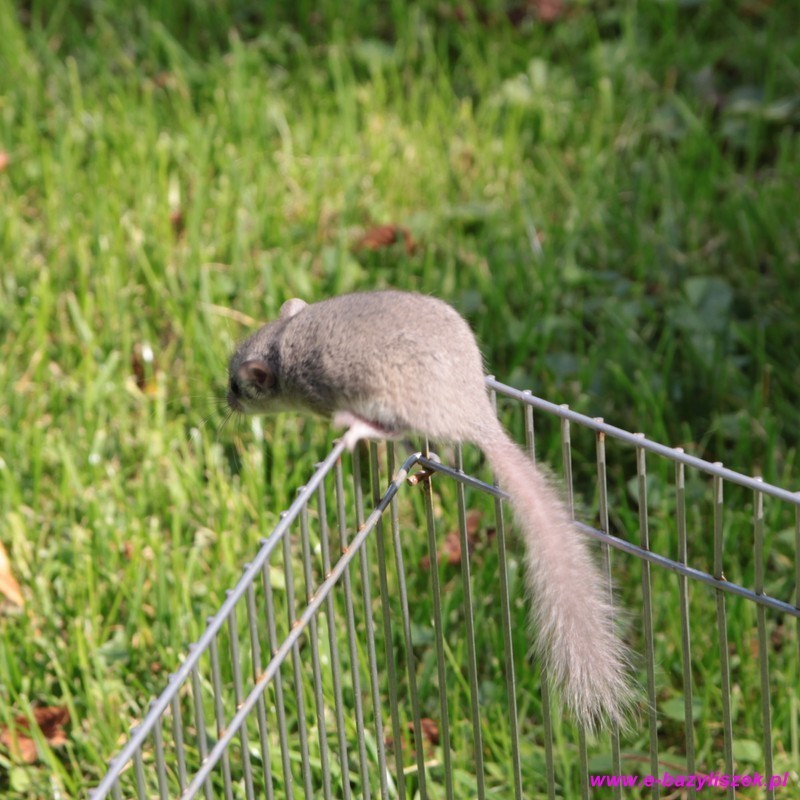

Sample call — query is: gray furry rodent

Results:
[227,289,633,730]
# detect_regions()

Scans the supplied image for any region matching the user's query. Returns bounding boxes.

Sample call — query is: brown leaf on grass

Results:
[419,535,461,569]
[417,717,440,746]
[444,509,485,564]
[441,531,462,566]
[407,717,440,749]
[404,716,440,759]
[419,509,485,569]
[131,341,159,395]
[0,151,9,172]
[0,540,24,607]
[353,224,417,255]
[465,508,483,538]
[739,0,774,18]
[0,706,70,764]
[153,71,175,89]
[771,623,787,652]
[531,0,565,23]
[169,208,185,237]
[508,0,566,26]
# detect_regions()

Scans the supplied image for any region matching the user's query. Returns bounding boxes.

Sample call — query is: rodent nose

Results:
[237,359,275,390]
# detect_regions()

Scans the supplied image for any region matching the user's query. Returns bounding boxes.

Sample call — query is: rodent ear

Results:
[279,298,307,319]
[237,360,276,390]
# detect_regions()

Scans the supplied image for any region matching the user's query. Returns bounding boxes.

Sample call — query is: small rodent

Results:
[228,290,633,730]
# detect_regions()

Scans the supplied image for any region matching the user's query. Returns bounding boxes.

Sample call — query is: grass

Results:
[0,0,799,797]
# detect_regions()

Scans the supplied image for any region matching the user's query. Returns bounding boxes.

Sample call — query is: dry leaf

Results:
[771,623,787,652]
[420,510,485,569]
[531,0,565,23]
[420,717,440,745]
[0,706,70,764]
[0,540,24,607]
[408,717,440,747]
[465,508,483,538]
[153,71,175,89]
[131,342,159,395]
[419,537,459,570]
[508,0,566,26]
[354,224,417,255]
[441,531,463,566]
[444,509,484,564]
[169,208,185,237]
[740,0,774,17]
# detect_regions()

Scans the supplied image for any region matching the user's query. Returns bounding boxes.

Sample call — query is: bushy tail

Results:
[480,426,634,731]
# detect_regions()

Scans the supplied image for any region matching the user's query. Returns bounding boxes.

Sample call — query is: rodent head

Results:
[227,357,277,413]
[226,297,308,415]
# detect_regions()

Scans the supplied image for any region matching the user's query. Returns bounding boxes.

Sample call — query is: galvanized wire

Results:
[713,472,735,800]
[636,440,660,799]
[595,424,622,800]
[524,397,557,800]
[675,456,697,800]
[454,444,486,800]
[92,381,800,800]
[387,443,428,799]
[754,485,775,800]
[421,438,455,800]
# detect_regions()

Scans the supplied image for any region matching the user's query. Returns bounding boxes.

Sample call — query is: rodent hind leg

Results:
[333,410,403,451]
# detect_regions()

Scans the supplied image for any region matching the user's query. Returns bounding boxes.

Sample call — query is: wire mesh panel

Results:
[92,380,800,799]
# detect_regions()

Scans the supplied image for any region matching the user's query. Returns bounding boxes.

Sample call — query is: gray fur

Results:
[228,290,635,730]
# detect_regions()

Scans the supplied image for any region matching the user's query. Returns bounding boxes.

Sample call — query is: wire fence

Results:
[92,379,800,799]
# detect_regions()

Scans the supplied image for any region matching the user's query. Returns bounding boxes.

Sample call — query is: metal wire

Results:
[675,456,697,800]
[596,425,622,800]
[714,472,735,800]
[454,444,486,800]
[91,381,800,799]
[421,438,455,800]
[636,440,660,799]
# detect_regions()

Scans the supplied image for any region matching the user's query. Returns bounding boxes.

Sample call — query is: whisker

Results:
[195,411,220,432]
[175,395,228,409]
[217,408,235,435]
